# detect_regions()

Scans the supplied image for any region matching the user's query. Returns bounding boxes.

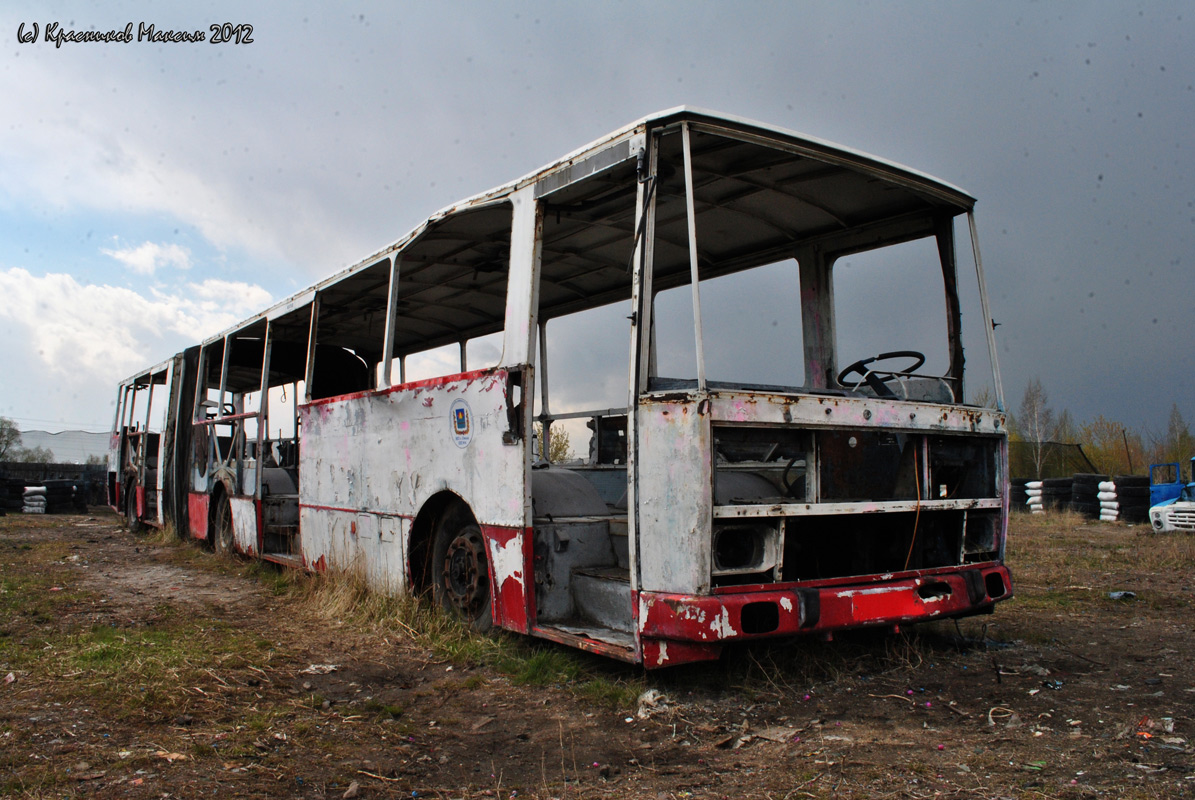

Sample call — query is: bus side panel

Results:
[230,496,261,556]
[636,396,713,596]
[165,347,200,534]
[297,369,528,602]
[107,429,122,511]
[294,508,408,592]
[188,492,209,541]
[481,524,532,634]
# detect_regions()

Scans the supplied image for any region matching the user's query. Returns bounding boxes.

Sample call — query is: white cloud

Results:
[158,279,274,320]
[0,55,379,281]
[101,241,192,275]
[0,268,272,382]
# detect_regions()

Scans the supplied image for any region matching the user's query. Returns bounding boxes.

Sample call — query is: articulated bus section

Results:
[110,108,1012,668]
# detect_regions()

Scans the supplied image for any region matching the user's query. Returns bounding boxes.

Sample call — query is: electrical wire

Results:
[904,444,922,571]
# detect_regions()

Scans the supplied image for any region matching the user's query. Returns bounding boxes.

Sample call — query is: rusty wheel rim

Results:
[442,526,487,618]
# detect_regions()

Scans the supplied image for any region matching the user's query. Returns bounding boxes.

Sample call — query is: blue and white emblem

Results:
[450,398,473,448]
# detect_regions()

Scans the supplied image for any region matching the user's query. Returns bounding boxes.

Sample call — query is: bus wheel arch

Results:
[411,492,493,632]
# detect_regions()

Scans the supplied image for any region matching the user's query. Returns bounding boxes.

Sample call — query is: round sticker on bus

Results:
[450,398,473,448]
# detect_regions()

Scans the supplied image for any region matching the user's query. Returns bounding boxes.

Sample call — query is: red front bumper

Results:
[637,565,1012,668]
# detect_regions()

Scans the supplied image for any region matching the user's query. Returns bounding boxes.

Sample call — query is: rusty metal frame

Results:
[680,122,708,392]
[968,211,1004,410]
[380,256,400,388]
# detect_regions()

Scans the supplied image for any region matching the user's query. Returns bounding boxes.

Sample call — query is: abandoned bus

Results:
[109,108,1012,668]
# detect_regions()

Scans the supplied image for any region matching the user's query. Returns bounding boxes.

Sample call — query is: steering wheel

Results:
[837,351,926,399]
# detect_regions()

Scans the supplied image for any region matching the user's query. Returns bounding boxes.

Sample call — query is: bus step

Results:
[539,622,636,652]
[261,551,305,570]
[571,566,631,633]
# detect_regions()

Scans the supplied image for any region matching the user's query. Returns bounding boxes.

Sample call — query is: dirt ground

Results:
[2,510,1194,799]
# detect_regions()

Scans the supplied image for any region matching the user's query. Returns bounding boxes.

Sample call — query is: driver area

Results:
[836,350,955,404]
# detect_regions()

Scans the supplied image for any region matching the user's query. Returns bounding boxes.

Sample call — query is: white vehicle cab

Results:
[1150,484,1195,533]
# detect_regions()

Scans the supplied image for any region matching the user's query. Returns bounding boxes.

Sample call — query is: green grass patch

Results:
[504,647,584,686]
[360,698,405,719]
[43,621,275,719]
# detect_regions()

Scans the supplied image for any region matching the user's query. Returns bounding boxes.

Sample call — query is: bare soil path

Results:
[2,510,1193,798]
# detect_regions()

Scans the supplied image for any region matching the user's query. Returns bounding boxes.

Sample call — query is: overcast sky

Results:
[1,2,1191,441]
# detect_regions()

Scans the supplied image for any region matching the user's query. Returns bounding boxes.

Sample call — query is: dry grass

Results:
[6,510,1195,799]
[1002,508,1195,629]
[1009,509,1195,582]
[282,562,645,705]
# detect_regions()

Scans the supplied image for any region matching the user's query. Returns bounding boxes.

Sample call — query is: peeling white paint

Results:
[836,585,903,599]
[656,641,669,666]
[229,496,259,555]
[637,399,713,595]
[779,596,793,613]
[709,607,737,639]
[489,534,524,590]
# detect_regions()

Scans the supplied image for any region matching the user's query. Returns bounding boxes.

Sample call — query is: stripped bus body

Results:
[109,108,1011,668]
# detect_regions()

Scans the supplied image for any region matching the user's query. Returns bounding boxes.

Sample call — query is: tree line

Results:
[1008,378,1192,479]
[0,417,54,463]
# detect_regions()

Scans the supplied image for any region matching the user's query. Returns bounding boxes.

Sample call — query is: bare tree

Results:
[0,417,21,461]
[969,385,997,409]
[1018,378,1055,478]
[1164,403,1193,463]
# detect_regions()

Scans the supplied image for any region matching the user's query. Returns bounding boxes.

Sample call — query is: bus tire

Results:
[213,494,235,556]
[432,507,493,633]
[125,490,142,534]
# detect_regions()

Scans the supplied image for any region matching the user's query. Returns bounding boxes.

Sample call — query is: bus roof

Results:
[180,108,977,385]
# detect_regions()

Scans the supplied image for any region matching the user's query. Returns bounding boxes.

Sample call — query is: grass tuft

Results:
[280,564,644,709]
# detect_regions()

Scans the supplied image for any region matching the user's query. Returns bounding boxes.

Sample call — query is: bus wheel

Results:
[213,495,235,555]
[125,491,142,534]
[433,517,492,632]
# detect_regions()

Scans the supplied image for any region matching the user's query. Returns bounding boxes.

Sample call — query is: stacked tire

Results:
[1025,480,1045,513]
[1,477,24,516]
[1069,473,1108,520]
[20,480,86,514]
[1097,479,1120,522]
[1112,475,1151,524]
[1041,477,1073,511]
[23,486,47,513]
[49,479,89,512]
[1010,478,1030,510]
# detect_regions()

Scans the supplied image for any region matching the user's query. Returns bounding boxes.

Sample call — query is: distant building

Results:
[17,430,109,464]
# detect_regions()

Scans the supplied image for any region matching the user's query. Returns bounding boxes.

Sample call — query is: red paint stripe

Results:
[300,366,508,409]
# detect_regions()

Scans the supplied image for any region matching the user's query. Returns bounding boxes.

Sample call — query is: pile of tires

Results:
[1025,480,1044,513]
[1010,478,1030,510]
[20,480,87,514]
[1,477,24,516]
[1069,473,1109,520]
[1097,479,1120,522]
[1112,474,1151,524]
[1041,477,1073,511]
[22,486,47,514]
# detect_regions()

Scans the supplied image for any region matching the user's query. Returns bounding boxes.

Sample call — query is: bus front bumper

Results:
[637,565,1012,668]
